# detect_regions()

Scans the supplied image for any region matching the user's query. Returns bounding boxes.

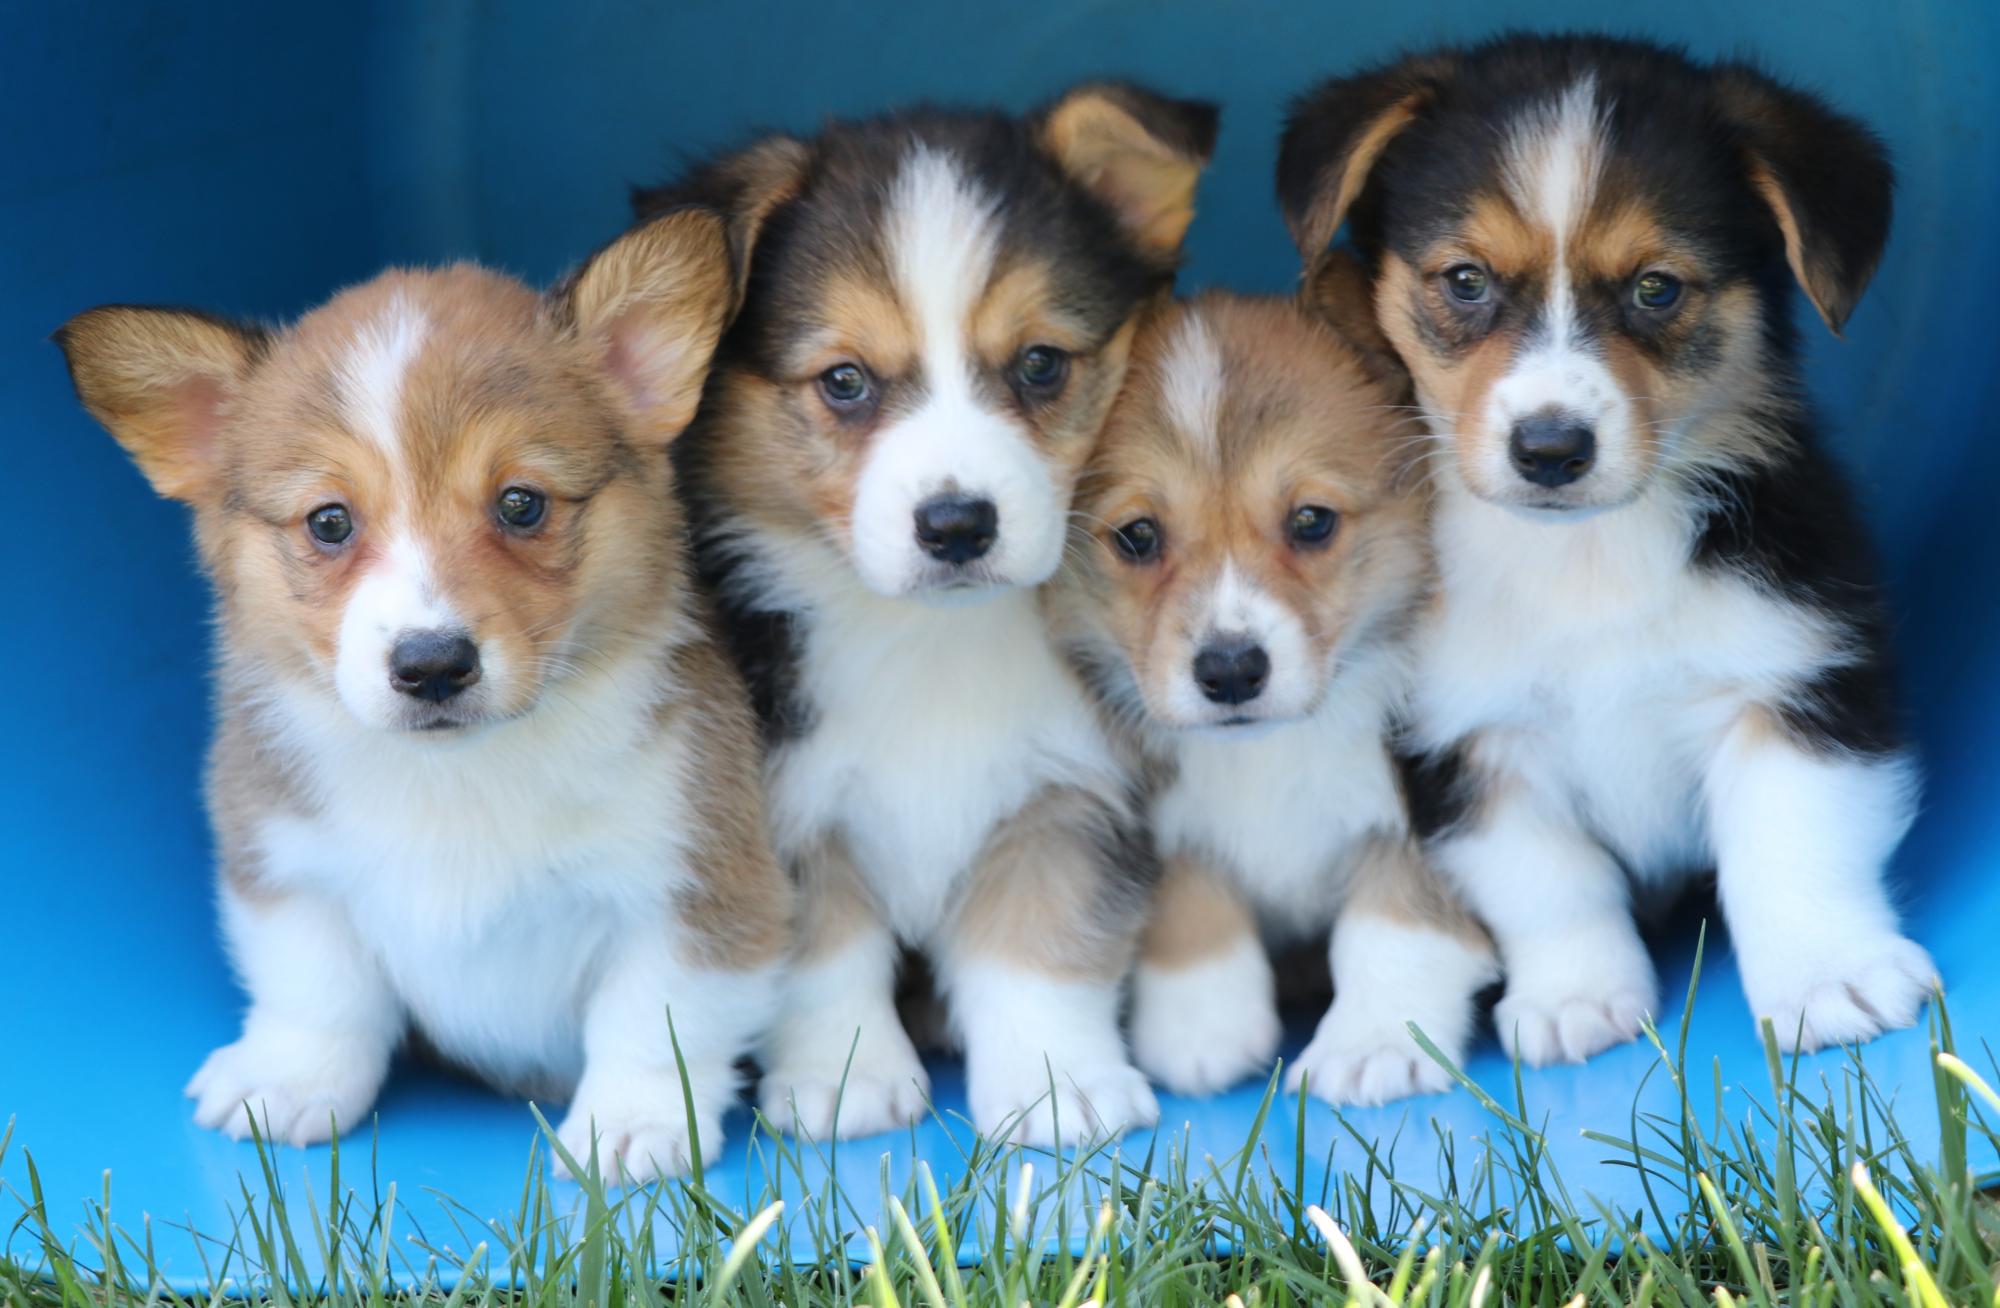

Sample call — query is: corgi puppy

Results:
[1278,34,1935,1062]
[1051,286,1497,1105]
[56,212,790,1181]
[633,83,1217,1145]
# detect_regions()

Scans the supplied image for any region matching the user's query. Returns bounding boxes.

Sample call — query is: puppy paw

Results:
[555,1068,720,1184]
[970,1058,1159,1148]
[759,1026,931,1139]
[1746,932,1936,1052]
[185,1027,388,1145]
[1496,932,1656,1066]
[1287,1006,1452,1107]
[1130,943,1281,1096]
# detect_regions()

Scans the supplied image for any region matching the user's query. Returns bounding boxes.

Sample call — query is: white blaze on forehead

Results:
[1157,311,1225,453]
[1502,75,1608,254]
[886,144,1002,386]
[337,294,429,455]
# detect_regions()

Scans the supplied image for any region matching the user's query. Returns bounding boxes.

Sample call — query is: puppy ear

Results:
[1300,249,1407,393]
[1712,66,1892,335]
[1276,53,1457,270]
[563,208,735,445]
[1038,81,1220,256]
[632,135,810,311]
[54,306,266,504]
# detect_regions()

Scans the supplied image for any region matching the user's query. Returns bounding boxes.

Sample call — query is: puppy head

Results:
[1062,292,1427,731]
[58,211,733,734]
[1278,36,1891,515]
[646,83,1218,600]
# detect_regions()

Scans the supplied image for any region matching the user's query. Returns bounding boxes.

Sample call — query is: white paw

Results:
[1496,931,1656,1066]
[759,1025,931,1139]
[185,1026,388,1146]
[1287,1004,1452,1107]
[969,1058,1160,1148]
[555,1068,720,1184]
[1745,932,1936,1052]
[1129,943,1281,1096]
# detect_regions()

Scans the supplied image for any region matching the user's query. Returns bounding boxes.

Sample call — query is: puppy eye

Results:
[1288,504,1339,546]
[306,503,354,547]
[818,363,872,410]
[1015,345,1070,393]
[1112,517,1161,564]
[496,486,547,531]
[1634,271,1683,310]
[1444,264,1491,303]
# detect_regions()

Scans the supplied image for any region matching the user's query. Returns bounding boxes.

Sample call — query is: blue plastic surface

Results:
[4,1,1997,1285]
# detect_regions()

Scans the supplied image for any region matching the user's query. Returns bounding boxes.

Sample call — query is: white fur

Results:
[1158,562,1319,725]
[1129,933,1280,1096]
[1418,473,1930,1057]
[331,535,465,728]
[1290,916,1498,1105]
[337,296,428,458]
[758,926,931,1139]
[1156,312,1225,454]
[849,146,1063,595]
[196,643,770,1177]
[943,959,1158,1146]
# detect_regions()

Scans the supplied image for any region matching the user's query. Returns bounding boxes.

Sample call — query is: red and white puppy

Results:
[58,213,790,1180]
[1053,287,1497,1105]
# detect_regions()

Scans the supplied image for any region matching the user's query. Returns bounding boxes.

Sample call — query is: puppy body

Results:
[1279,35,1933,1062]
[59,216,790,1179]
[1054,292,1496,1105]
[642,86,1218,1144]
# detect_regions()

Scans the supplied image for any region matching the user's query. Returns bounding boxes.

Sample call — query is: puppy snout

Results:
[389,630,482,703]
[913,494,998,565]
[1508,410,1596,488]
[1192,637,1271,706]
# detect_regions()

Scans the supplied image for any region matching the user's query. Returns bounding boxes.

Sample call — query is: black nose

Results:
[1508,412,1597,488]
[913,494,999,565]
[389,630,481,703]
[1192,638,1271,706]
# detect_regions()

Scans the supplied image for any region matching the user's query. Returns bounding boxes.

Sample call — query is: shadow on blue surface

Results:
[3,0,1996,1287]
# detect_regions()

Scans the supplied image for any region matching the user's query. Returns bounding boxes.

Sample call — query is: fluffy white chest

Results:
[766,581,1118,942]
[1154,679,1405,932]
[255,671,694,1087]
[1415,487,1834,875]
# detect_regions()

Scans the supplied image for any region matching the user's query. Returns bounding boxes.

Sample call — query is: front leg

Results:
[756,835,930,1140]
[187,875,402,1145]
[1290,836,1498,1105]
[1707,711,1935,1051]
[1129,854,1279,1096]
[1432,770,1655,1065]
[939,787,1159,1147]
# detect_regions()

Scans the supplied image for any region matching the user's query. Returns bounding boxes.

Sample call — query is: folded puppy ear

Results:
[632,135,810,311]
[54,306,267,504]
[563,208,735,445]
[1711,65,1893,335]
[1301,249,1407,394]
[1277,52,1457,270]
[1038,81,1220,257]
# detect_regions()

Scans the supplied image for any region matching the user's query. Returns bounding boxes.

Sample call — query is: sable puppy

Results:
[1278,34,1934,1062]
[1052,288,1496,1105]
[57,213,790,1180]
[636,83,1217,1145]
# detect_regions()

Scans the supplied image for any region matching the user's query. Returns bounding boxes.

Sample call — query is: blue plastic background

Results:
[3,0,1996,1284]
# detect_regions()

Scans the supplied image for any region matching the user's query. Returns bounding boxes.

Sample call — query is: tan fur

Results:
[1137,854,1261,970]
[1746,159,1840,333]
[786,835,882,965]
[1289,94,1426,270]
[1040,90,1206,253]
[1342,834,1491,949]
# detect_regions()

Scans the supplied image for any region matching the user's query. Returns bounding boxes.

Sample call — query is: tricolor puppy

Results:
[1052,287,1496,1105]
[636,83,1217,1145]
[57,212,790,1180]
[1278,34,1934,1062]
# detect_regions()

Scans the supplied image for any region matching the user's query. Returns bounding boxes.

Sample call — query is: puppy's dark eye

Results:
[1634,271,1683,310]
[497,486,547,530]
[1112,517,1161,564]
[1289,504,1339,546]
[1016,345,1070,392]
[306,503,353,546]
[818,363,872,410]
[1444,264,1491,303]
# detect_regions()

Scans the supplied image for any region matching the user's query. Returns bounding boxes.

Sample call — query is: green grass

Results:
[5,963,1998,1307]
